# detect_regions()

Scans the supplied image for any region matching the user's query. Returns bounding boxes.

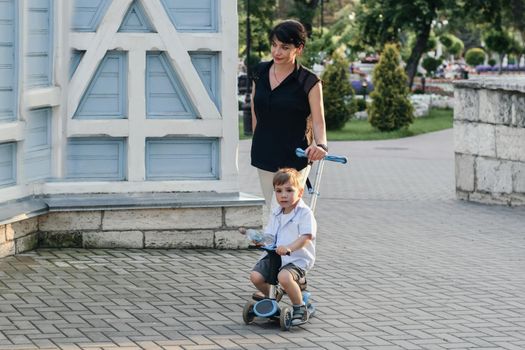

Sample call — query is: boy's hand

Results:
[276,245,292,256]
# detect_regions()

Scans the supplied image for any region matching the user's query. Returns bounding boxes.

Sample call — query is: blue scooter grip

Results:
[295,148,348,164]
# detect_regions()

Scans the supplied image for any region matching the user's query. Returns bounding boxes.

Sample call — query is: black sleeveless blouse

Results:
[251,61,320,172]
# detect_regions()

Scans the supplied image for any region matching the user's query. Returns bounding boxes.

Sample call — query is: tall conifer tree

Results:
[368,44,414,132]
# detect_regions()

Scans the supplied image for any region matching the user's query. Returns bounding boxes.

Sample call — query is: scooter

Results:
[242,246,316,331]
[242,148,348,331]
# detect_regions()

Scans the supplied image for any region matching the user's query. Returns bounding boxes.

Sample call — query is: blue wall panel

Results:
[26,0,53,88]
[119,0,155,33]
[161,0,217,32]
[190,52,219,111]
[146,52,196,119]
[75,51,127,119]
[67,138,126,180]
[69,50,85,79]
[71,0,110,32]
[0,142,16,187]
[24,108,51,181]
[0,0,16,122]
[146,138,218,180]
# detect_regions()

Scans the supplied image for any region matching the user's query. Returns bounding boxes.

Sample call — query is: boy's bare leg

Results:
[250,271,270,297]
[277,270,303,305]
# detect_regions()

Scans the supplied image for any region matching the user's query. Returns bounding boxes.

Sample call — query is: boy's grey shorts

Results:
[252,255,306,283]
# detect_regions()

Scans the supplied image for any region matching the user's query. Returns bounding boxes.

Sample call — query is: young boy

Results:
[249,167,317,322]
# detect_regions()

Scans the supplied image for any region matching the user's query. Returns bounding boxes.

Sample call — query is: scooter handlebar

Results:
[248,245,290,255]
[295,148,348,164]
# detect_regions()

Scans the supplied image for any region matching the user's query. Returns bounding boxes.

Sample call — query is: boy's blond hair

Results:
[273,168,303,189]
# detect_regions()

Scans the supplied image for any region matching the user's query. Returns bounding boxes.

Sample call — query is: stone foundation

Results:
[0,192,264,259]
[0,217,40,258]
[454,78,525,206]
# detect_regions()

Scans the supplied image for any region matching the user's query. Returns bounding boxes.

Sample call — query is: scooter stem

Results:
[269,285,277,300]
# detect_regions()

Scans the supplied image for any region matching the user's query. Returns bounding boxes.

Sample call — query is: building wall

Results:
[0,1,264,259]
[1,0,240,202]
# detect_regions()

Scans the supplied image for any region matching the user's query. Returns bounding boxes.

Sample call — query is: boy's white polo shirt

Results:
[264,198,317,271]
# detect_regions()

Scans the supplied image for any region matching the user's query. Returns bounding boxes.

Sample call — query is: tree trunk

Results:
[405,21,432,89]
[499,53,504,74]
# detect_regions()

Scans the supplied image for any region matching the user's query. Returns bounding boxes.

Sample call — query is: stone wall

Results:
[0,217,40,258]
[454,78,525,206]
[0,193,264,259]
[38,206,262,250]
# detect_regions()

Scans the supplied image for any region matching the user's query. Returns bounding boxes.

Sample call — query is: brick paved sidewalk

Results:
[1,130,525,350]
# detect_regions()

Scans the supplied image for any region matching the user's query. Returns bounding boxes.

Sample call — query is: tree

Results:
[355,0,508,88]
[368,44,414,132]
[508,37,525,68]
[321,53,356,130]
[484,29,512,74]
[465,48,486,67]
[301,5,361,68]
[503,0,525,40]
[440,33,464,59]
[421,56,442,76]
[238,0,277,67]
[356,0,446,88]
[287,0,321,37]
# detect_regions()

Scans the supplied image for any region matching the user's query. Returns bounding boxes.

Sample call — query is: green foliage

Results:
[300,28,331,68]
[421,56,442,76]
[401,31,438,62]
[484,29,512,55]
[238,1,277,61]
[509,37,525,56]
[488,58,497,66]
[368,44,414,132]
[301,6,360,67]
[449,38,464,57]
[439,33,454,48]
[465,48,486,66]
[287,0,321,36]
[484,29,512,73]
[321,54,356,130]
[356,98,368,112]
[426,33,438,52]
[439,33,464,57]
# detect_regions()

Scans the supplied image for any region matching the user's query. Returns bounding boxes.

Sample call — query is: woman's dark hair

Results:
[269,20,307,48]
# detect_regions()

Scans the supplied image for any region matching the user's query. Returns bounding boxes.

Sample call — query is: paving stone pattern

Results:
[1,130,525,349]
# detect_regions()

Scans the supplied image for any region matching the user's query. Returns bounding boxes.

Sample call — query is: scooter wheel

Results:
[279,307,292,331]
[242,301,256,324]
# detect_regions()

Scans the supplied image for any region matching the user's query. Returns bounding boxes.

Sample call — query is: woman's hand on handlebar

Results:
[305,144,327,162]
[276,245,292,256]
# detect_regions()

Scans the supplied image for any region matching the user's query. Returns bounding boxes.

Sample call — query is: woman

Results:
[250,19,328,207]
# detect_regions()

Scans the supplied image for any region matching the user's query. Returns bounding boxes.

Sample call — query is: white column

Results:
[127,49,146,181]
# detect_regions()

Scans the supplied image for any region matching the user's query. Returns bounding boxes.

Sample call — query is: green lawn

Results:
[239,107,453,141]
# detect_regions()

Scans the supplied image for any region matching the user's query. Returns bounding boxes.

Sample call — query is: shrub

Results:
[465,48,486,67]
[488,58,497,67]
[439,34,454,48]
[439,34,464,58]
[322,54,356,130]
[356,98,368,111]
[449,39,464,57]
[421,56,442,76]
[368,44,414,131]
